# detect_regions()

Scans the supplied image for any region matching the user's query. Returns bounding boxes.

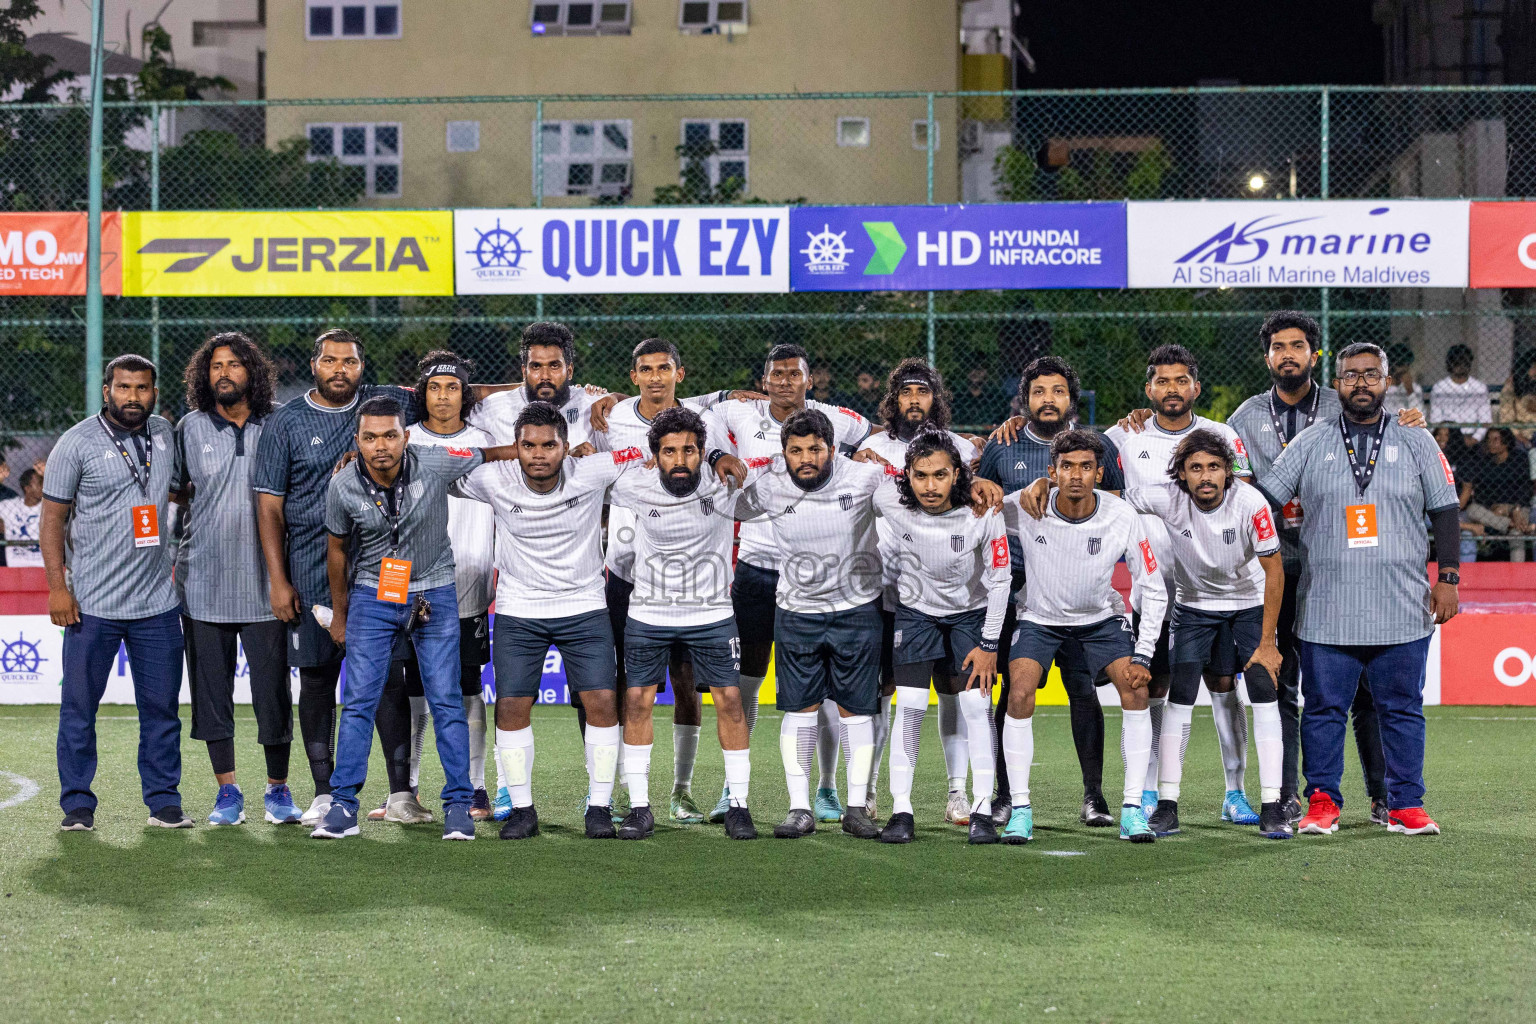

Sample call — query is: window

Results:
[306,2,401,39]
[536,119,632,198]
[530,1,631,35]
[679,0,747,32]
[446,120,480,153]
[912,119,940,151]
[837,117,870,148]
[680,119,749,190]
[307,122,401,197]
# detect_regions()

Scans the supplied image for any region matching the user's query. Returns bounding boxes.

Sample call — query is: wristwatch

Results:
[1437,570,1460,586]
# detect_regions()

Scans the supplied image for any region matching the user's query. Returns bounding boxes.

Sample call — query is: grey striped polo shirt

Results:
[1261,414,1458,646]
[173,409,273,623]
[1229,382,1341,575]
[324,444,485,595]
[42,413,180,620]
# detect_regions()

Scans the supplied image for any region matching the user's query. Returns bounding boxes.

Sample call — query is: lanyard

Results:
[97,413,152,498]
[1338,413,1388,497]
[1268,385,1319,450]
[356,456,409,556]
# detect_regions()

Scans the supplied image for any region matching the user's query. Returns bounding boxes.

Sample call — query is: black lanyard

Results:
[97,413,152,499]
[356,456,409,556]
[1338,413,1388,497]
[1268,385,1319,450]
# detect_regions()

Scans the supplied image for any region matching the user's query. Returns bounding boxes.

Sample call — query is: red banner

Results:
[1438,613,1536,705]
[0,212,122,295]
[1468,201,1536,288]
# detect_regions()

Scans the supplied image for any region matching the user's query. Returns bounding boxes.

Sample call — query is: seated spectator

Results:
[1497,349,1536,443]
[1465,427,1533,561]
[1430,343,1492,440]
[950,364,1006,429]
[846,366,884,420]
[1384,343,1426,418]
[1437,427,1485,564]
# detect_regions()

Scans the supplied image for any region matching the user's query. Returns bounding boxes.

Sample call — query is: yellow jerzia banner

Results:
[122,211,454,297]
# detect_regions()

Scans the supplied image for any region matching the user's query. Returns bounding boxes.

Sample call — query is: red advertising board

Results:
[1438,613,1536,706]
[0,212,122,295]
[1468,201,1536,288]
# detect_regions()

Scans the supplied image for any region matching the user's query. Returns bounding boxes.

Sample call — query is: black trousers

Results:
[183,617,292,747]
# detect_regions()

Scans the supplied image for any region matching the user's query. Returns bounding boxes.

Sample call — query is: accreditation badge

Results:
[131,504,160,547]
[1281,499,1304,529]
[1345,504,1378,548]
[377,557,412,604]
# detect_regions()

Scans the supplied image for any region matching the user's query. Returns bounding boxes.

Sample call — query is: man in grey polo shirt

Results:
[42,354,190,832]
[1260,342,1461,838]
[175,332,303,828]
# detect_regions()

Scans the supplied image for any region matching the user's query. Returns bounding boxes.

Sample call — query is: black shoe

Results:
[1148,799,1181,836]
[498,805,540,840]
[585,804,617,839]
[60,808,94,831]
[773,808,816,838]
[990,799,1012,827]
[1259,801,1295,839]
[723,805,758,840]
[968,812,1000,845]
[879,811,915,844]
[148,805,193,828]
[1369,797,1390,826]
[617,805,655,840]
[1080,790,1115,827]
[841,805,880,839]
[1282,793,1304,826]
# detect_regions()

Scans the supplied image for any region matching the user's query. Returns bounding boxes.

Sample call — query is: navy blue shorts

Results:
[732,561,779,645]
[773,600,882,716]
[493,609,615,699]
[624,617,740,692]
[1132,611,1172,678]
[1169,604,1262,669]
[893,604,986,678]
[1010,616,1133,681]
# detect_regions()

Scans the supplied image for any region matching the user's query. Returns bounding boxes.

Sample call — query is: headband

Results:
[897,375,934,391]
[424,362,470,386]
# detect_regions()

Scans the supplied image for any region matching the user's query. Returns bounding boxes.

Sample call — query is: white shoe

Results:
[945,789,971,826]
[383,791,434,824]
[300,794,332,827]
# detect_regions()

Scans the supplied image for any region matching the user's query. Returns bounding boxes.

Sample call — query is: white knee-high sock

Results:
[408,695,430,789]
[1121,707,1153,806]
[937,691,969,791]
[868,697,891,800]
[956,688,995,817]
[780,710,818,810]
[495,727,535,808]
[1143,696,1164,796]
[723,747,751,807]
[623,742,653,808]
[463,694,486,791]
[584,724,620,807]
[1002,714,1034,807]
[1210,689,1248,792]
[815,701,840,792]
[840,713,875,807]
[738,675,765,735]
[889,687,929,816]
[1157,702,1195,801]
[672,723,700,791]
[1251,701,1283,803]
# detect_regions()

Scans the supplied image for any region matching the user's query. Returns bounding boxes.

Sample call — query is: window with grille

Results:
[306,2,400,39]
[306,122,402,197]
[530,1,632,35]
[536,119,633,198]
[679,1,747,33]
[679,119,749,190]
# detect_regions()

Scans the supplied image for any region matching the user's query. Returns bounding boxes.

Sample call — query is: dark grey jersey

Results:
[1229,383,1341,574]
[174,409,272,623]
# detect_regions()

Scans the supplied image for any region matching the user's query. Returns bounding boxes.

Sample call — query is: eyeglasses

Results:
[1339,370,1384,385]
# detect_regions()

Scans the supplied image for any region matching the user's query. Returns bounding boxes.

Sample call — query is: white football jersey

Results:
[736,454,885,614]
[0,496,43,566]
[590,392,729,582]
[409,422,496,617]
[608,464,755,628]
[1124,482,1280,611]
[1128,514,1173,615]
[856,428,983,468]
[872,490,1012,640]
[468,385,599,448]
[1104,415,1252,490]
[716,398,870,571]
[1005,488,1167,659]
[452,448,643,618]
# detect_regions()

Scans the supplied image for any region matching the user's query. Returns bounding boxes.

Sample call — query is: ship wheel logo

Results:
[468,218,529,277]
[800,225,852,274]
[1,631,45,677]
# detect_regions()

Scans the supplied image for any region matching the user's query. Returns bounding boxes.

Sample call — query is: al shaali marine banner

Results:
[122,211,455,296]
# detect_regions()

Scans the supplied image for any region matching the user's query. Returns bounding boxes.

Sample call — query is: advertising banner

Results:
[1468,201,1536,288]
[0,212,121,296]
[122,211,455,297]
[1438,613,1536,706]
[454,208,789,294]
[788,202,1126,291]
[1126,200,1469,288]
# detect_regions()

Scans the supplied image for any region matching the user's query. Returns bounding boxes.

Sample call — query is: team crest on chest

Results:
[838,494,853,511]
[566,408,579,424]
[1384,444,1399,463]
[1088,537,1101,555]
[950,534,965,552]
[1223,527,1236,545]
[700,497,715,515]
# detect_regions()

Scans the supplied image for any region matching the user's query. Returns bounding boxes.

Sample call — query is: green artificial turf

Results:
[0,704,1531,1023]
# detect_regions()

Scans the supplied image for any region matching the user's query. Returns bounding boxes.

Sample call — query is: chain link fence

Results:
[2,87,1535,451]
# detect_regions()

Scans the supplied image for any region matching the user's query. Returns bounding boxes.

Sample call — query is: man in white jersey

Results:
[1103,344,1257,824]
[469,320,619,453]
[1001,430,1167,844]
[872,428,1010,845]
[857,358,985,826]
[608,407,760,841]
[716,344,870,824]
[0,463,45,566]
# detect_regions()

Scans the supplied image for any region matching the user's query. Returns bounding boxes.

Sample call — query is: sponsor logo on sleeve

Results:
[444,446,474,458]
[990,536,1010,568]
[611,447,645,464]
[745,456,774,468]
[1139,538,1158,573]
[1252,505,1276,541]
[1439,451,1456,484]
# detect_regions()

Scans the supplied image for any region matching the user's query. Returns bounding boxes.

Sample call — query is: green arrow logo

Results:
[861,221,906,275]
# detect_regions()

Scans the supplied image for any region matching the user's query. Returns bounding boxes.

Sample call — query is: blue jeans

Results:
[1299,635,1432,810]
[58,609,185,813]
[329,584,470,814]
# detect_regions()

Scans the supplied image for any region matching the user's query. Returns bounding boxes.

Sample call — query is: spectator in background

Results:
[1437,427,1485,564]
[0,463,45,566]
[847,366,884,421]
[950,364,1006,429]
[0,455,17,503]
[1466,427,1534,561]
[1430,344,1491,440]
[1384,344,1425,418]
[1497,349,1536,443]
